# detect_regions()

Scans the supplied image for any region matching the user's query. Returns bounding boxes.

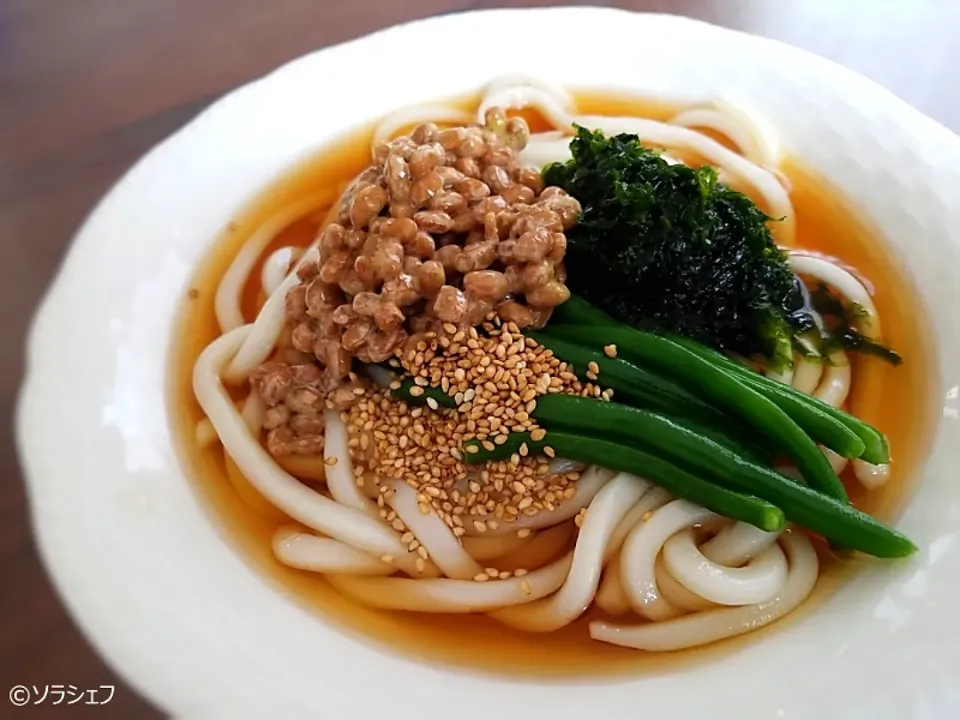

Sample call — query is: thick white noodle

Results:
[788,254,881,338]
[764,362,795,386]
[461,465,616,536]
[575,114,794,245]
[361,362,393,388]
[791,352,824,396]
[595,556,631,615]
[196,418,217,447]
[328,552,574,613]
[821,447,850,476]
[789,253,887,489]
[490,473,649,631]
[323,409,377,516]
[620,500,717,620]
[222,246,320,383]
[777,446,849,483]
[669,100,780,168]
[272,526,394,575]
[524,129,568,141]
[663,528,788,606]
[482,75,575,109]
[495,522,575,569]
[655,556,716,613]
[242,391,266,433]
[477,87,573,129]
[603,486,674,562]
[461,533,533,562]
[371,105,472,151]
[700,523,781,566]
[193,325,433,578]
[215,195,327,333]
[814,349,851,408]
[590,531,818,651]
[196,390,264,448]
[386,481,482,580]
[853,461,891,490]
[261,247,298,297]
[519,137,573,169]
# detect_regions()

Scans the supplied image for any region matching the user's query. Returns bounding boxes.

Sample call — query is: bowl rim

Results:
[17,7,960,718]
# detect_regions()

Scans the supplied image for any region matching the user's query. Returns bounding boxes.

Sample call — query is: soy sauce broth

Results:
[168,91,938,678]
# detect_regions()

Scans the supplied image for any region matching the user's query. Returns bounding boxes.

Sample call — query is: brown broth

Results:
[168,92,939,679]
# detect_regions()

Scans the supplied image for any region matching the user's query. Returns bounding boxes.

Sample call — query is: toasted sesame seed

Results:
[415,557,426,573]
[516,528,532,539]
[587,361,600,375]
[409,385,425,397]
[474,573,489,582]
[426,397,439,411]
[543,446,556,458]
[520,580,533,595]
[603,344,617,358]
[325,456,338,467]
[380,554,394,564]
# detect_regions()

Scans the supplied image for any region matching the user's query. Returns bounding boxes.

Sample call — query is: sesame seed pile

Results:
[397,319,610,443]
[343,318,610,537]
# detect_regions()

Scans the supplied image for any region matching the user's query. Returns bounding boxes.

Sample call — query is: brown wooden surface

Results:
[1,1,957,716]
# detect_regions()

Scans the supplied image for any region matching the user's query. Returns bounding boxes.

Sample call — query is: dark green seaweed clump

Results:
[543,126,811,368]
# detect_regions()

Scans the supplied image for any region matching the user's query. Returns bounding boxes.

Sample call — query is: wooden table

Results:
[1,1,956,716]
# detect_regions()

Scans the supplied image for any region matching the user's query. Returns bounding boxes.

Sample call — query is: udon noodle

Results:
[184,76,925,659]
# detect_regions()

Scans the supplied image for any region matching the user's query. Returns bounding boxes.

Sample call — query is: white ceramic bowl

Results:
[17,8,960,718]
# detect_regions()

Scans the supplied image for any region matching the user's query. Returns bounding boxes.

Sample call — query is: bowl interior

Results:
[17,8,960,719]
